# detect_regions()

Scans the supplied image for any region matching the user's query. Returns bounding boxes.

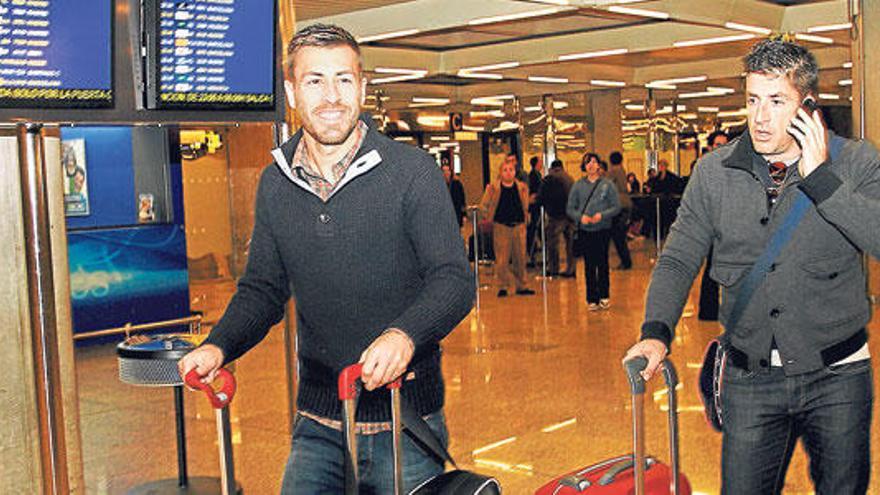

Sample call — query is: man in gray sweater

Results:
[178,24,473,493]
[625,38,880,494]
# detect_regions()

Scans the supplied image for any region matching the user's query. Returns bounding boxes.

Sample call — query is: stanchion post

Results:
[469,206,481,311]
[540,206,548,280]
[655,195,662,258]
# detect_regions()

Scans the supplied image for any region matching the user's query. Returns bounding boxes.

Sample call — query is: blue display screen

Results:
[0,0,113,107]
[154,0,275,108]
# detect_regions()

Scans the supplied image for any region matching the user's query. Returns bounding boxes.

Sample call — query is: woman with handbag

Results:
[567,153,621,311]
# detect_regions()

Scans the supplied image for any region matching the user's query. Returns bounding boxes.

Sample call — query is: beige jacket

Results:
[480,179,529,223]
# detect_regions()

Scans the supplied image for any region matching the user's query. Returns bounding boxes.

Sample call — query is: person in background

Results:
[606,151,633,270]
[526,156,544,267]
[177,24,474,493]
[567,153,620,311]
[537,158,575,277]
[697,130,729,321]
[480,155,536,297]
[626,172,641,194]
[441,162,466,227]
[625,37,880,494]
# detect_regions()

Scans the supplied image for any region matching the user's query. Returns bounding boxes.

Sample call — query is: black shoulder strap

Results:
[400,397,458,468]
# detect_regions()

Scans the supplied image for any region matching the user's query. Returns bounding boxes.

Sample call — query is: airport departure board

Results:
[0,0,113,108]
[145,0,275,110]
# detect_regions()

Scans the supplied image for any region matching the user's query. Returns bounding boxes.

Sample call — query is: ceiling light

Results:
[819,93,840,100]
[679,88,734,99]
[807,23,852,33]
[461,62,520,72]
[470,110,505,118]
[558,47,628,62]
[839,79,853,86]
[724,22,771,35]
[409,102,449,108]
[698,106,719,113]
[717,108,747,117]
[679,113,698,120]
[794,33,834,44]
[527,114,546,125]
[439,142,460,147]
[471,94,515,106]
[457,70,504,80]
[674,33,755,47]
[607,5,669,20]
[374,67,427,75]
[430,135,450,141]
[416,116,448,127]
[412,97,450,104]
[625,104,645,111]
[706,86,734,94]
[528,76,569,84]
[843,62,853,69]
[370,73,427,84]
[469,7,560,26]
[357,29,420,43]
[591,79,626,87]
[557,134,576,140]
[553,101,569,109]
[462,124,484,132]
[524,105,542,112]
[645,83,677,90]
[649,75,707,86]
[394,136,414,142]
[656,105,687,115]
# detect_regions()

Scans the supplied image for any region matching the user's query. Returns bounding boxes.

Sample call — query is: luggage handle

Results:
[185,368,236,409]
[597,456,656,486]
[622,357,682,495]
[338,363,404,495]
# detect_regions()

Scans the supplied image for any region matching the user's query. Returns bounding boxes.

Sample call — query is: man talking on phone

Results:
[624,36,880,494]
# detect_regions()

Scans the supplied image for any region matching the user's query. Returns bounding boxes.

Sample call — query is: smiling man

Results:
[178,24,473,493]
[624,37,880,494]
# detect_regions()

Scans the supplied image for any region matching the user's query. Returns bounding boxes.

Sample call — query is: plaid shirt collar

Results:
[290,120,368,201]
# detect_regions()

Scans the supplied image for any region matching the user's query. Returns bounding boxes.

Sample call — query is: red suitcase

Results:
[535,358,692,495]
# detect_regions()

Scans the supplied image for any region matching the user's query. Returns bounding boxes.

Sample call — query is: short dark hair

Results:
[707,130,729,148]
[550,159,563,168]
[581,152,600,172]
[609,151,623,165]
[598,160,608,172]
[744,37,818,97]
[286,24,361,78]
[530,156,539,167]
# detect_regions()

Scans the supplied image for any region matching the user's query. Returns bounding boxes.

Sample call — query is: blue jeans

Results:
[281,412,447,494]
[721,358,873,494]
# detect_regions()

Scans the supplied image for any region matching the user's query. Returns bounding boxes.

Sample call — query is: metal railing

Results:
[72,314,203,341]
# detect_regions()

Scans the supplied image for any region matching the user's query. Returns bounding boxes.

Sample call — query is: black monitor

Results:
[0,0,114,108]
[142,0,276,111]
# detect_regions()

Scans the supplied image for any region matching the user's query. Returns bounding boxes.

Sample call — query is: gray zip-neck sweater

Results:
[204,116,474,421]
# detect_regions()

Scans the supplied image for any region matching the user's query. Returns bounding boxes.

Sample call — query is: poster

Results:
[62,139,90,216]
[138,194,155,223]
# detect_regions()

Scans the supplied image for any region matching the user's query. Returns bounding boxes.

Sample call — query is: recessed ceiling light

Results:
[819,93,840,100]
[794,33,834,44]
[607,5,669,20]
[461,62,520,72]
[649,75,707,86]
[457,71,504,80]
[528,76,569,84]
[591,80,626,87]
[807,23,852,33]
[674,34,755,47]
[839,79,853,86]
[357,29,420,43]
[843,62,853,69]
[698,106,719,113]
[558,48,628,62]
[469,7,561,26]
[724,22,771,35]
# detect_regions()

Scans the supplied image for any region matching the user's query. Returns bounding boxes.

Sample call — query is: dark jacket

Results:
[538,166,574,218]
[447,178,466,225]
[204,115,474,421]
[641,131,880,375]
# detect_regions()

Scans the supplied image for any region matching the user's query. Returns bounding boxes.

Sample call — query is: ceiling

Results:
[294,0,854,135]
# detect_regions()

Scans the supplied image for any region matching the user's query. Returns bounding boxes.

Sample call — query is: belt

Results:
[726,328,867,371]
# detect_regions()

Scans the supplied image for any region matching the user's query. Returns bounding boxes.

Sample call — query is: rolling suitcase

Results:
[338,364,501,495]
[535,357,691,495]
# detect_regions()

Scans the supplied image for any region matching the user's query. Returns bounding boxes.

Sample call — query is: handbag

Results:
[697,135,846,432]
[572,181,600,257]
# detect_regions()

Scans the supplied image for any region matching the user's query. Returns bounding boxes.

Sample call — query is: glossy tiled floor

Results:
[76,239,880,494]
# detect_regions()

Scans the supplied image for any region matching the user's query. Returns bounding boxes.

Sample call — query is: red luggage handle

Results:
[185,368,236,409]
[338,363,402,400]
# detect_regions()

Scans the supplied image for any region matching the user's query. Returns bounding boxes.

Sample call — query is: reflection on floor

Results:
[77,240,880,494]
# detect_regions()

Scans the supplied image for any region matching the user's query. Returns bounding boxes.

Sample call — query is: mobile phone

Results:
[802,95,818,114]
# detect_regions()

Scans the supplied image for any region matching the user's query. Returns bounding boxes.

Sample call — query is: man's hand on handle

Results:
[360,328,414,391]
[622,339,668,381]
[178,344,225,385]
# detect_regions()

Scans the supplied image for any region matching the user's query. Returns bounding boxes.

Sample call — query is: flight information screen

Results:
[146,0,275,110]
[0,0,113,108]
